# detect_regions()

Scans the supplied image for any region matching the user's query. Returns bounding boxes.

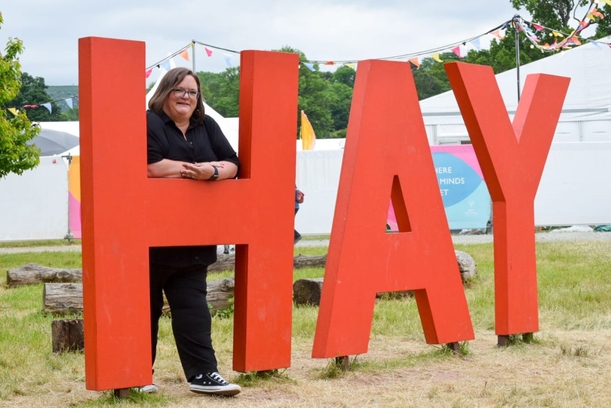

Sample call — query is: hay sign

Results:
[79,37,569,391]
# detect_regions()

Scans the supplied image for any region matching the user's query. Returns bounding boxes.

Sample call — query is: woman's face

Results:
[162,74,198,123]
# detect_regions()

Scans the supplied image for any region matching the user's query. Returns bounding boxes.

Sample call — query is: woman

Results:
[145,67,241,396]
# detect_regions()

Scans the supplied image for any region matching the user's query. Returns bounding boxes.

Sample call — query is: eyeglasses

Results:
[171,88,199,99]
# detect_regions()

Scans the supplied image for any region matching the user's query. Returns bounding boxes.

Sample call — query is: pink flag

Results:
[145,68,153,78]
[451,45,462,58]
[205,47,213,57]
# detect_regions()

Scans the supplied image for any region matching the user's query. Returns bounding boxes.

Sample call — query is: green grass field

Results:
[0,239,610,407]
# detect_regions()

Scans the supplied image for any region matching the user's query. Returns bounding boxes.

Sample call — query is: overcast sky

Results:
[1,1,525,86]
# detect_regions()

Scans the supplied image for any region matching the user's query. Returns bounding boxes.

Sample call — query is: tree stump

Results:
[52,319,84,353]
[7,263,82,288]
[455,250,478,281]
[293,278,324,306]
[43,283,83,315]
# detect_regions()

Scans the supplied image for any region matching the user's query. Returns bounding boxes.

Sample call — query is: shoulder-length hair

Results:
[147,67,206,123]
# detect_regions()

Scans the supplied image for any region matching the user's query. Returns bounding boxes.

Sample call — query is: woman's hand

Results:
[181,162,228,180]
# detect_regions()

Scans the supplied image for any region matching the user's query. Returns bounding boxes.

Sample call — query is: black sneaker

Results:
[189,372,241,396]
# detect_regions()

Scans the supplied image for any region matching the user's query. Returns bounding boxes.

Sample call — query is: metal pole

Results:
[513,15,521,102]
[192,41,196,73]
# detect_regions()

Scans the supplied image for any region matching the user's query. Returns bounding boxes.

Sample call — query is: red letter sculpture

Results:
[80,37,298,390]
[445,62,569,338]
[312,60,474,359]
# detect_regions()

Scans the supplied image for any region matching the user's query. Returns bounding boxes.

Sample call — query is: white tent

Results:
[420,35,611,145]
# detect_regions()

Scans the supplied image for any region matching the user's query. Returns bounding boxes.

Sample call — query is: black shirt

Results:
[147,110,240,267]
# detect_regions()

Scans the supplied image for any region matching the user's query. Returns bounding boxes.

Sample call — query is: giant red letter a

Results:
[312,60,474,358]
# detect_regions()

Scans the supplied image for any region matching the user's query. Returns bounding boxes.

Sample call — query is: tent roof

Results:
[420,35,611,125]
[29,128,79,156]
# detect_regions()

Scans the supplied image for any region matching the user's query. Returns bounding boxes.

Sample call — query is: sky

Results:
[0,1,526,86]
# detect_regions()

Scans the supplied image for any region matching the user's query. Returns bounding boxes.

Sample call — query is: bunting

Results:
[12,10,611,112]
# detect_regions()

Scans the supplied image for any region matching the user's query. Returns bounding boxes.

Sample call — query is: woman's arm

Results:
[147,159,189,178]
[180,160,238,181]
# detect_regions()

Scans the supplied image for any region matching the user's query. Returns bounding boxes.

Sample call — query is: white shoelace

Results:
[209,372,228,385]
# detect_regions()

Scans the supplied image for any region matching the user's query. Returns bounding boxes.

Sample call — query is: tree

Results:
[0,13,40,178]
[510,0,590,31]
[7,72,64,121]
[594,4,611,38]
[198,47,355,139]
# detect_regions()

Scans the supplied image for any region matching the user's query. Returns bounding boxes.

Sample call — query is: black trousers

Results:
[149,263,218,381]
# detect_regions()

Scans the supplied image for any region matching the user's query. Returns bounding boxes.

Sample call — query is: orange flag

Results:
[179,49,189,61]
[300,110,316,150]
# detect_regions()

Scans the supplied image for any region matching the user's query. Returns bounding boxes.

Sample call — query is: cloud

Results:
[0,0,521,85]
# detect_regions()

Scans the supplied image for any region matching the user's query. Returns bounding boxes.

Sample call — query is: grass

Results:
[1,238,611,406]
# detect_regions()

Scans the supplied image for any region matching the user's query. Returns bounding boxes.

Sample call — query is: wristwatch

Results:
[208,166,219,181]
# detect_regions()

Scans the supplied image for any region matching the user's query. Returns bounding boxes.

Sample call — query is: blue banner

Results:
[431,146,491,230]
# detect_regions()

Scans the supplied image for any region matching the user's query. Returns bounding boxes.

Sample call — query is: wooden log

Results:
[8,253,326,286]
[44,283,83,315]
[293,251,477,306]
[52,318,84,353]
[42,278,236,316]
[293,254,327,269]
[208,253,327,272]
[207,278,235,315]
[7,263,82,288]
[208,254,236,272]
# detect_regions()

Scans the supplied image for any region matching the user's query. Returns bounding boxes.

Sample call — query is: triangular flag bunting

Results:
[451,45,462,58]
[302,63,314,71]
[160,60,172,71]
[65,98,73,109]
[145,68,153,79]
[470,37,481,50]
[179,49,190,61]
[491,29,504,39]
[408,57,420,68]
[42,102,52,112]
[8,108,19,115]
[204,47,213,57]
[432,53,443,63]
[223,54,232,67]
